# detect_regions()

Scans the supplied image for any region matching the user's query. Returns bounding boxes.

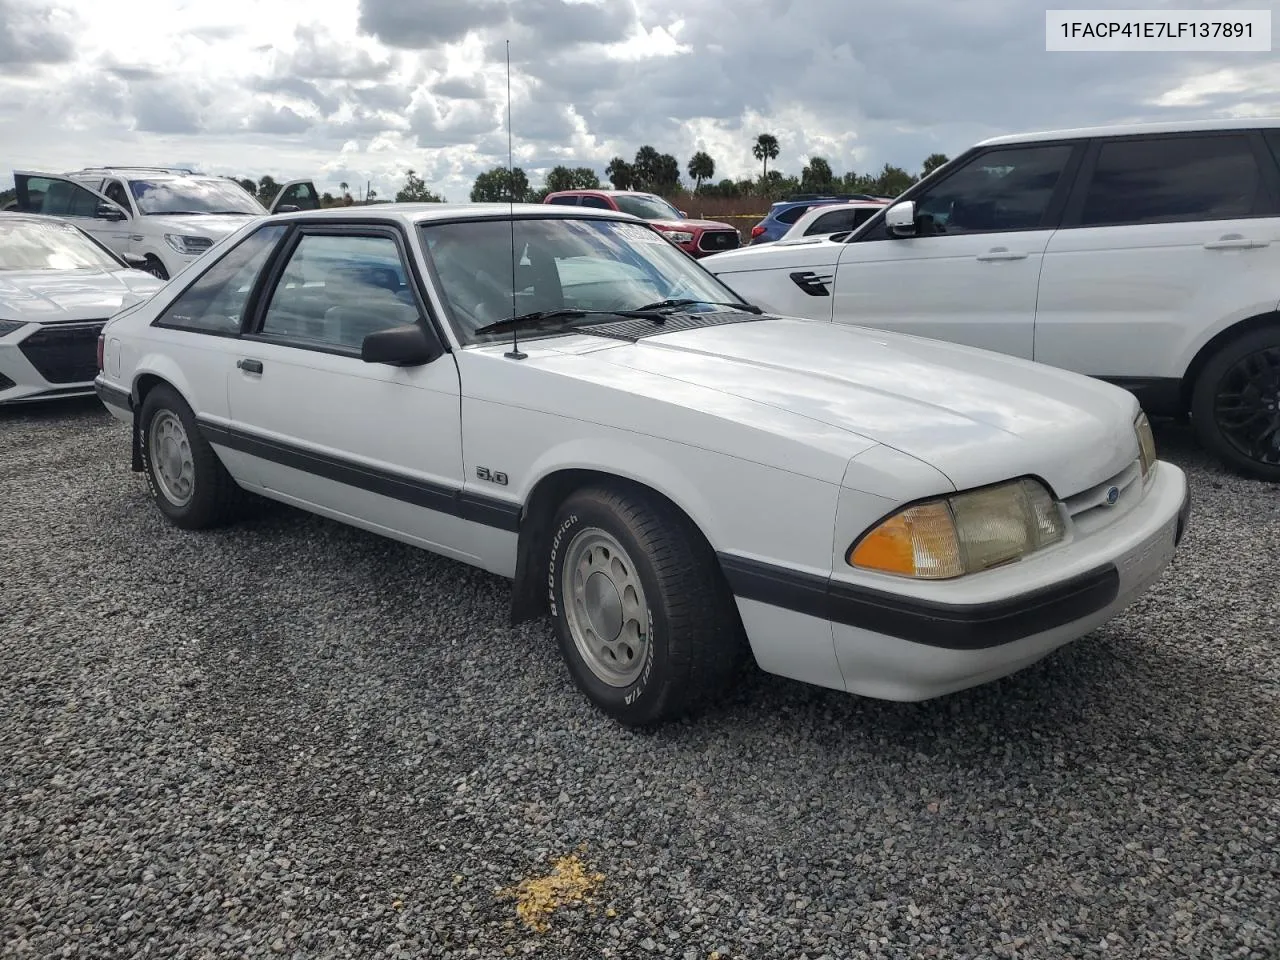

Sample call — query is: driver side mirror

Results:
[885,200,917,238]
[275,204,300,214]
[96,202,127,222]
[678,209,688,218]
[361,323,442,366]
[122,253,150,270]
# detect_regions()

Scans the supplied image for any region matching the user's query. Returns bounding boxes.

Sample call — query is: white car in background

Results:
[777,200,890,243]
[702,118,1280,482]
[0,212,164,404]
[94,203,1189,727]
[11,166,319,282]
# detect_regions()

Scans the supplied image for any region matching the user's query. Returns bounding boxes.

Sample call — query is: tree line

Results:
[1,133,949,215]
[465,134,952,204]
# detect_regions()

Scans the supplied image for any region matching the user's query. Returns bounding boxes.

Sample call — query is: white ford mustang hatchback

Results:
[93,203,1191,726]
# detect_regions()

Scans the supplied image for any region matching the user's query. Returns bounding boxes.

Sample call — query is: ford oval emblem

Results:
[1104,486,1120,506]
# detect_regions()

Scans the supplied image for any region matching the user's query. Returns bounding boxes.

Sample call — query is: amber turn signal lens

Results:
[848,501,964,579]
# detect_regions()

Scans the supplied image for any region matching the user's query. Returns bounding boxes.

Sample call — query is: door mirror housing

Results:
[96,202,127,222]
[885,200,917,238]
[275,204,300,214]
[122,253,150,270]
[361,323,442,366]
[678,209,688,218]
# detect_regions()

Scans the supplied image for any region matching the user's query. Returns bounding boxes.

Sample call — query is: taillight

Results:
[750,225,766,239]
[96,334,105,372]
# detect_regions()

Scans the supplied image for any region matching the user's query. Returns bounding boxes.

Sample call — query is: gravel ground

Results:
[1,397,1278,960]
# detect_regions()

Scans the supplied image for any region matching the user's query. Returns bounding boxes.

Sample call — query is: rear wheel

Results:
[139,384,245,528]
[546,484,747,727]
[1190,326,1280,482]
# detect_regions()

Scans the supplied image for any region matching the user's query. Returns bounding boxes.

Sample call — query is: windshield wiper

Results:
[475,307,668,336]
[629,297,763,314]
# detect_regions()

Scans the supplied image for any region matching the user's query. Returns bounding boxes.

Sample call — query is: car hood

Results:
[141,213,258,238]
[529,317,1140,498]
[0,268,167,323]
[647,217,735,231]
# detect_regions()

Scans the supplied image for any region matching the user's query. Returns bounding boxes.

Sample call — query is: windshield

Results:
[613,194,683,221]
[420,216,751,344]
[129,178,267,216]
[0,218,123,271]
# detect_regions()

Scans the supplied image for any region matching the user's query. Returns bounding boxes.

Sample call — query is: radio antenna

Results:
[503,39,526,361]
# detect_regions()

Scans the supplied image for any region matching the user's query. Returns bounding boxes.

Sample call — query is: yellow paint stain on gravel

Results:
[501,852,605,933]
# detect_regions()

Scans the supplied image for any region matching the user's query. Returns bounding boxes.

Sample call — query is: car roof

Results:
[546,189,663,197]
[976,116,1280,147]
[262,202,647,226]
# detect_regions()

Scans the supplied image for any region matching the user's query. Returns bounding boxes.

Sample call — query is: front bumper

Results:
[722,461,1191,701]
[0,321,105,404]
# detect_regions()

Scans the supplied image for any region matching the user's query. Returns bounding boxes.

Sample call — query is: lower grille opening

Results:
[698,230,741,252]
[18,322,106,384]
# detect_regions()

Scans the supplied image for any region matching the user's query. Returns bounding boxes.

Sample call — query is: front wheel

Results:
[139,384,245,528]
[1190,326,1280,482]
[546,485,747,727]
[142,257,169,281]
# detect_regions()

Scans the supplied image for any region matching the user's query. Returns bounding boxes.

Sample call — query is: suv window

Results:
[24,177,101,219]
[804,207,876,235]
[103,180,132,212]
[154,225,287,335]
[1078,135,1266,227]
[578,195,614,210]
[776,205,811,224]
[915,144,1074,234]
[258,232,419,351]
[546,195,580,206]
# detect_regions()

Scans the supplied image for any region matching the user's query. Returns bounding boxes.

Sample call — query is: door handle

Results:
[1203,234,1268,250]
[237,358,263,374]
[976,247,1028,261]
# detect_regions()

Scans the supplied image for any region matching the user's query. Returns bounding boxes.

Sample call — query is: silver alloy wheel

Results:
[561,527,651,687]
[148,410,196,507]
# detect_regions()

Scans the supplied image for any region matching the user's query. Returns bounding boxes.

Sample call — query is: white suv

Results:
[11,166,318,281]
[702,118,1280,481]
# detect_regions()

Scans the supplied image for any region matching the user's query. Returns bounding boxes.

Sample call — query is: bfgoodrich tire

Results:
[139,384,245,529]
[547,484,747,727]
[1190,326,1280,482]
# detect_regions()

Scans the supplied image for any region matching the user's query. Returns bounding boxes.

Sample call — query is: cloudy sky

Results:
[2,0,1278,201]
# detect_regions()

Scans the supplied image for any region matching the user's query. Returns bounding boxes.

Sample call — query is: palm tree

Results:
[752,133,780,180]
[687,151,715,193]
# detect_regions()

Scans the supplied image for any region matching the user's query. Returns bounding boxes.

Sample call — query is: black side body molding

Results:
[197,419,522,532]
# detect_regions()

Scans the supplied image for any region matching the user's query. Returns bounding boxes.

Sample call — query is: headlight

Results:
[1135,412,1157,480]
[848,477,1066,579]
[164,234,214,255]
[0,319,28,337]
[663,230,695,244]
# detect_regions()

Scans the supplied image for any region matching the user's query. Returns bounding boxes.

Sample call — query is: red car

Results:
[543,189,741,258]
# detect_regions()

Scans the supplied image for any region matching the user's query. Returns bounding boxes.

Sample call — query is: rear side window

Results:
[1078,135,1266,226]
[579,196,613,209]
[546,195,580,206]
[776,205,811,224]
[154,225,287,335]
[804,208,877,235]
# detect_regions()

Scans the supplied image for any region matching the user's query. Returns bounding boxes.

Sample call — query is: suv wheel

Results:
[142,256,169,281]
[1190,326,1280,481]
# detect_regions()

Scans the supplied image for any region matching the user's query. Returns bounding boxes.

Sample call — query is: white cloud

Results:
[2,0,1279,202]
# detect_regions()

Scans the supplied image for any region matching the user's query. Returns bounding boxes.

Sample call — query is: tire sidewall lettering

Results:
[622,605,657,705]
[546,513,578,617]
